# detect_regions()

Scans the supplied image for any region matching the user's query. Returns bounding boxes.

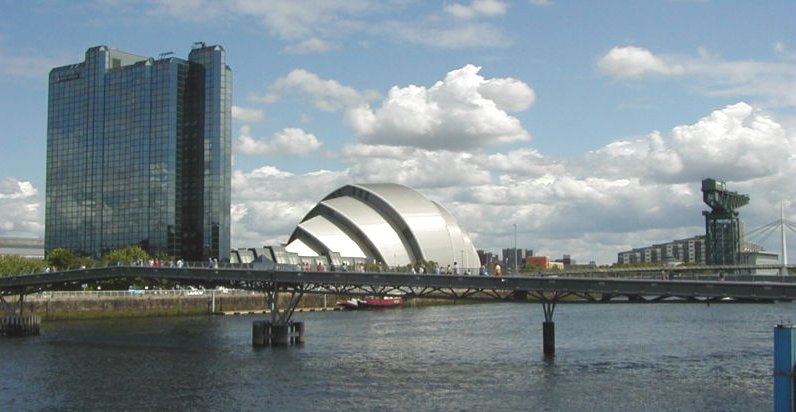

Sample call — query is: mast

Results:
[782,203,788,276]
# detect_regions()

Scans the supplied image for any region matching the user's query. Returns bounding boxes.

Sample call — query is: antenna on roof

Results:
[192,41,206,49]
[158,51,174,59]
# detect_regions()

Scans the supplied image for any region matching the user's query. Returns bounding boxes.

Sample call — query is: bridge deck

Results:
[1,266,794,301]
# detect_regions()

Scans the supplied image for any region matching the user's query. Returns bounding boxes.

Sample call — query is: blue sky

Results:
[1,0,795,264]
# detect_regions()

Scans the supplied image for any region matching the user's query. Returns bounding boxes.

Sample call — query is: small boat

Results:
[337,296,403,310]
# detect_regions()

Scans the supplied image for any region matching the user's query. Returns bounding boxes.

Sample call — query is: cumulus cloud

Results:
[231,167,351,248]
[258,69,377,111]
[235,126,322,156]
[0,178,43,237]
[574,102,792,184]
[231,106,264,122]
[340,144,492,188]
[597,46,686,78]
[0,178,37,199]
[347,64,535,150]
[230,102,796,264]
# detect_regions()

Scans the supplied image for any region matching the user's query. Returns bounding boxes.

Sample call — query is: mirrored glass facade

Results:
[46,45,231,261]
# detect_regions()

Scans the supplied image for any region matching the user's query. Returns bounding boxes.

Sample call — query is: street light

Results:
[514,223,518,274]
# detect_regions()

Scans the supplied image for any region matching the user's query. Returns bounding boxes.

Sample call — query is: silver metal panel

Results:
[292,215,367,259]
[321,197,411,266]
[284,238,319,257]
[287,183,481,269]
[355,183,478,268]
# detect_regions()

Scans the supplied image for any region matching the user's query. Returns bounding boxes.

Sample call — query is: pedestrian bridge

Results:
[1,264,794,301]
[2,264,794,354]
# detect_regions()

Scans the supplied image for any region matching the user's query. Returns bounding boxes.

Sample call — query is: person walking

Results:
[495,264,502,277]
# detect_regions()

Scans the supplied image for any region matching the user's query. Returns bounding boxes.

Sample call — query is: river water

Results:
[1,301,793,411]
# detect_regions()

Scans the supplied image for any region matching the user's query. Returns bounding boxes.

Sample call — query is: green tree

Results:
[100,245,150,265]
[46,248,87,270]
[0,255,46,276]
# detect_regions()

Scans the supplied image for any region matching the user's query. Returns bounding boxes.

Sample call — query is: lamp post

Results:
[513,223,518,274]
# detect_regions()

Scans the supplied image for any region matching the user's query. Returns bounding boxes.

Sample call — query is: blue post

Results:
[774,324,795,412]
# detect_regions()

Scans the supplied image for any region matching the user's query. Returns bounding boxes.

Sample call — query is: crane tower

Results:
[701,178,749,265]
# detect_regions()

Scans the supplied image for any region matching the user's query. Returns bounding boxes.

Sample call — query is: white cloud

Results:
[0,178,37,199]
[147,0,509,51]
[575,102,792,184]
[598,45,796,108]
[231,167,350,248]
[231,106,264,122]
[340,144,492,188]
[235,126,322,156]
[283,38,337,54]
[445,0,508,19]
[230,102,796,264]
[0,48,64,79]
[0,178,43,237]
[773,42,796,60]
[346,64,535,150]
[149,0,372,40]
[381,21,510,49]
[258,69,376,111]
[597,46,686,78]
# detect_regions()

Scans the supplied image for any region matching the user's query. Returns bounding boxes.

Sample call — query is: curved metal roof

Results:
[286,183,480,268]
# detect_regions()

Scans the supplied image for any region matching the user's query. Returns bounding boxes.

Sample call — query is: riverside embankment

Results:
[22,290,343,321]
[19,290,473,321]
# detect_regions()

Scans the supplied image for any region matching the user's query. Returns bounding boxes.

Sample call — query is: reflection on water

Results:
[1,302,793,411]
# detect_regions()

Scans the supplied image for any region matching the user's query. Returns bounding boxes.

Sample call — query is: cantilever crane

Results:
[701,178,749,265]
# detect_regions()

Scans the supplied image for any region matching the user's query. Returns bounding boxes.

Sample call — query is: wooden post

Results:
[252,321,266,346]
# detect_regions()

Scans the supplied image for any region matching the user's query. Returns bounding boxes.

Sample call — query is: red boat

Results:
[337,296,403,310]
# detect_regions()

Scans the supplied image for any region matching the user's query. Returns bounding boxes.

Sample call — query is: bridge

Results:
[2,264,795,355]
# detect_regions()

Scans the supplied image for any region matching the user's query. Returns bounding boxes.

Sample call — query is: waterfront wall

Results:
[23,292,341,321]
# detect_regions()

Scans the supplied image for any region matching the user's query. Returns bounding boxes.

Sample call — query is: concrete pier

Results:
[1,315,40,337]
[252,320,304,347]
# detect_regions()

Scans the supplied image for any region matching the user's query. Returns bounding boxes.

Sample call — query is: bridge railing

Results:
[28,288,256,299]
[4,261,795,283]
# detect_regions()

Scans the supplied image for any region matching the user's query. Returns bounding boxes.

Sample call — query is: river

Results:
[1,301,793,411]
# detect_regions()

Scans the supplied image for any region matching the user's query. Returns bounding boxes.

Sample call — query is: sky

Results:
[0,0,795,265]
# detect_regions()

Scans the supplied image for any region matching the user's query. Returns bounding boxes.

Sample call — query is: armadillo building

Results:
[284,183,480,270]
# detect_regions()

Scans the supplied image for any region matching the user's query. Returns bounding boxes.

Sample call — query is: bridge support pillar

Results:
[1,293,40,338]
[252,321,304,347]
[774,323,795,412]
[543,321,555,357]
[252,283,306,347]
[271,324,290,345]
[542,300,556,357]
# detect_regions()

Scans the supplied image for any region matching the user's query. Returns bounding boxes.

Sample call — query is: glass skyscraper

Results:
[46,44,231,261]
